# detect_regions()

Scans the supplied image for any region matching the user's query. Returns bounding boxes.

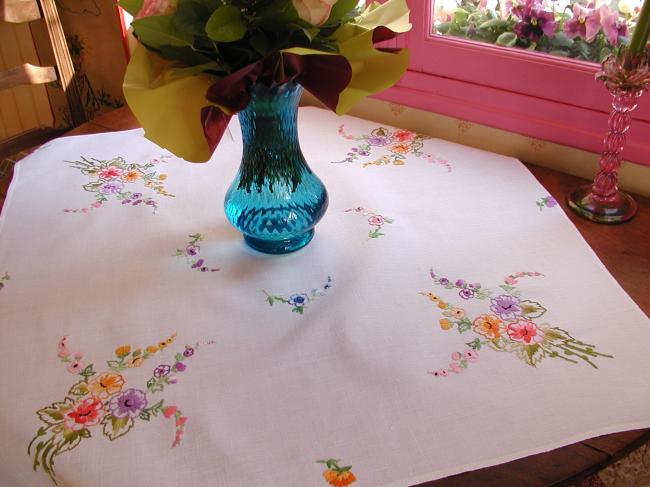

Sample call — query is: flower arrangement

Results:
[121,0,411,162]
[434,0,645,62]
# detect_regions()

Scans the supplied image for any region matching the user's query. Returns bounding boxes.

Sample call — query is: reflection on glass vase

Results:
[224,82,328,254]
[567,49,649,224]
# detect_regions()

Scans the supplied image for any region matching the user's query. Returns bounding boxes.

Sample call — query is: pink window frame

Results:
[374,0,650,166]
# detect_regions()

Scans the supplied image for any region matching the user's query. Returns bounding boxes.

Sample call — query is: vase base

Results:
[244,230,314,254]
[567,185,638,224]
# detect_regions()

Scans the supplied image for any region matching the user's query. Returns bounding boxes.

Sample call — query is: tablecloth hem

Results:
[377,420,650,487]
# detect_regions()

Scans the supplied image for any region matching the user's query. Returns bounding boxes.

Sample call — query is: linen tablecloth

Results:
[0,108,649,487]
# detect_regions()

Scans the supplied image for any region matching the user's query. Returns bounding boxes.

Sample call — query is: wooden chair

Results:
[0,0,86,162]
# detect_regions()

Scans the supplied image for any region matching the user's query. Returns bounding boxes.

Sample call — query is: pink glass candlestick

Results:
[568,49,649,224]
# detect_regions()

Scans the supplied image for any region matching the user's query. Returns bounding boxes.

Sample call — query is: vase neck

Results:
[238,82,303,150]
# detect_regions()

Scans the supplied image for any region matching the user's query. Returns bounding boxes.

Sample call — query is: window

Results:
[375,0,650,165]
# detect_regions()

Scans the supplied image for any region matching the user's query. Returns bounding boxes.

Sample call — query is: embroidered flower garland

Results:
[264,276,333,314]
[317,458,357,486]
[422,270,612,375]
[28,333,199,484]
[334,126,452,171]
[174,233,220,272]
[64,156,175,214]
[345,207,394,239]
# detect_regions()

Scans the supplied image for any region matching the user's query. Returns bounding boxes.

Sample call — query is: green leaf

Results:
[132,16,193,50]
[519,300,547,318]
[250,32,270,55]
[139,410,151,421]
[102,415,135,441]
[172,0,211,37]
[79,429,92,439]
[118,0,143,16]
[478,19,507,30]
[36,398,74,426]
[454,8,470,21]
[57,429,83,454]
[495,31,517,47]
[68,380,89,397]
[550,32,574,48]
[326,0,360,23]
[205,5,247,42]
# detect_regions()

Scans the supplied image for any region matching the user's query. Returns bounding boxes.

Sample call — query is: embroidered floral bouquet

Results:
[120,0,411,162]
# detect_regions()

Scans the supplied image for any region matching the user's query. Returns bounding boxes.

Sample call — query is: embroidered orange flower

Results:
[389,143,410,154]
[472,314,503,340]
[157,174,168,180]
[450,307,465,318]
[88,372,125,399]
[146,345,158,354]
[158,332,177,350]
[439,318,453,330]
[393,159,405,166]
[127,356,144,368]
[318,459,356,487]
[437,301,447,309]
[115,345,131,358]
[122,169,140,182]
[422,292,441,302]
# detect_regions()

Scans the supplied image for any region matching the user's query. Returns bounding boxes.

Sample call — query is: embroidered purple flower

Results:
[563,4,601,42]
[545,196,558,208]
[288,293,310,307]
[439,277,450,285]
[100,180,125,195]
[459,288,475,299]
[131,192,143,199]
[358,150,370,156]
[367,136,391,146]
[191,258,205,269]
[154,364,171,378]
[512,0,556,42]
[185,245,200,256]
[599,5,627,45]
[490,294,522,319]
[183,346,195,357]
[108,388,148,419]
[174,362,186,372]
[455,279,466,287]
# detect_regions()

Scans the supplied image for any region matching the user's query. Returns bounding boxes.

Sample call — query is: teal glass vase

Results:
[224,82,328,254]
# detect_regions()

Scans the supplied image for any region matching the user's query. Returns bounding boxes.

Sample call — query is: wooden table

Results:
[5,106,650,487]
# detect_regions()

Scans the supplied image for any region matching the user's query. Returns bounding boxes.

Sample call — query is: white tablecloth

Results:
[0,108,649,487]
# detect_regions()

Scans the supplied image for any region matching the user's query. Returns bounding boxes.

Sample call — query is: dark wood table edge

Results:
[46,107,650,486]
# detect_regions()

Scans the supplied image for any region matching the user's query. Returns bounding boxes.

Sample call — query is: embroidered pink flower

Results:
[66,360,84,374]
[563,4,601,42]
[135,0,178,19]
[64,397,105,431]
[292,0,337,26]
[163,405,178,418]
[506,319,544,344]
[57,337,70,358]
[463,349,479,361]
[449,362,462,373]
[367,215,385,226]
[98,166,123,180]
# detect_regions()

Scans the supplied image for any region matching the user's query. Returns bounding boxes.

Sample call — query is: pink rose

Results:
[291,0,338,26]
[135,0,178,19]
[367,215,385,226]
[67,360,84,374]
[450,351,462,361]
[449,362,462,373]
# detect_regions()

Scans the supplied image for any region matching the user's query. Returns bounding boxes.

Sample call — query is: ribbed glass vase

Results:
[224,82,328,254]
